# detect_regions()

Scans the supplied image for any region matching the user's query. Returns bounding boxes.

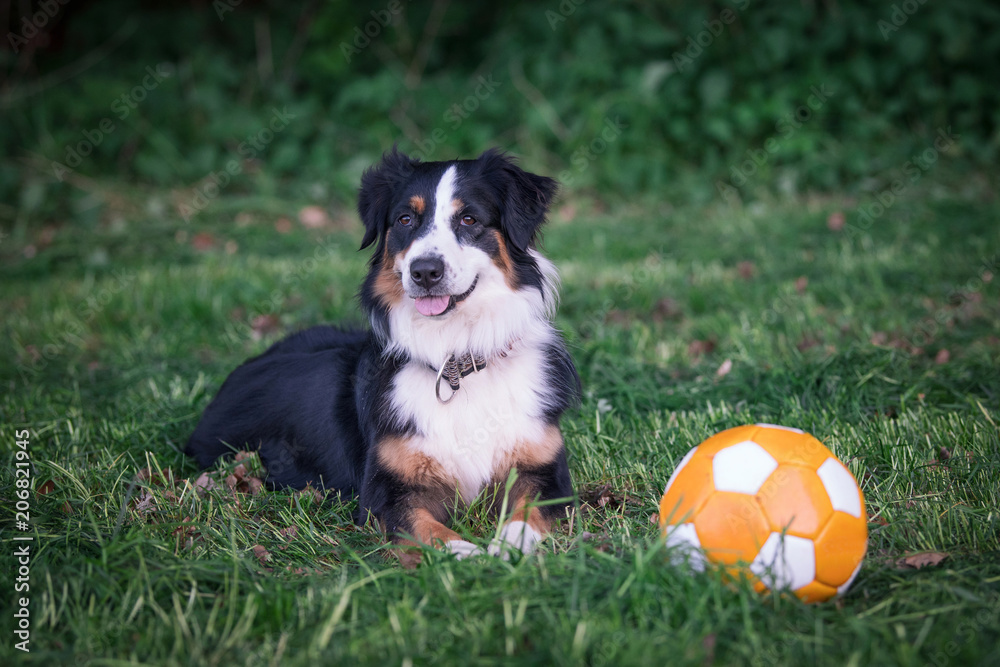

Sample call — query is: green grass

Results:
[2,174,999,666]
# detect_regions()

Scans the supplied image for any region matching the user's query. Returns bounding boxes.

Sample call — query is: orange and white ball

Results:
[659,424,868,602]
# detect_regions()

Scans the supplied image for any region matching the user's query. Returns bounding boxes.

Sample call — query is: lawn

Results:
[2,173,999,665]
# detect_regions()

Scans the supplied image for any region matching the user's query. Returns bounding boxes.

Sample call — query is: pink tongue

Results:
[415,295,451,316]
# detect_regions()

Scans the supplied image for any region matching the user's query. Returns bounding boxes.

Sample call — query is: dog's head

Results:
[357,148,559,364]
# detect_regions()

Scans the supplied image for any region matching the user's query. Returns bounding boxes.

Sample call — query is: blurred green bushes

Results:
[1,0,997,222]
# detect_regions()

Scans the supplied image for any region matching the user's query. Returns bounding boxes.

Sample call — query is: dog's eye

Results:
[460,215,476,226]
[397,214,412,226]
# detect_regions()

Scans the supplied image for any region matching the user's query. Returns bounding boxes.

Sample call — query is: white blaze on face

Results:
[399,165,483,300]
[384,164,554,367]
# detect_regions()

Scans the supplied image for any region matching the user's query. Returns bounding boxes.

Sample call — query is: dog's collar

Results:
[430,341,516,404]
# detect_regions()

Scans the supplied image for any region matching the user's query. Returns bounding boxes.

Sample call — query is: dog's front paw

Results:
[446,539,485,560]
[487,521,543,560]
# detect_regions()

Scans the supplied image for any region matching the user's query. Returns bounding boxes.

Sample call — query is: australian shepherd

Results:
[185,148,579,565]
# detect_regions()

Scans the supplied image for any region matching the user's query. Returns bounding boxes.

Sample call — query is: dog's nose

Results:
[410,256,445,290]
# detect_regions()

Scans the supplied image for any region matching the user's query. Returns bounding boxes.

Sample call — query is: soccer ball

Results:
[659,424,867,602]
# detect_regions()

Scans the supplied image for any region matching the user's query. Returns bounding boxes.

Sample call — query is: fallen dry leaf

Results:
[797,336,820,352]
[36,479,56,497]
[298,205,330,228]
[702,634,717,663]
[795,276,809,294]
[133,489,156,514]
[38,225,58,246]
[275,217,293,234]
[653,297,682,321]
[172,517,197,541]
[137,467,175,487]
[896,552,948,569]
[715,358,733,378]
[737,261,756,280]
[252,544,272,564]
[557,203,577,222]
[827,211,845,231]
[193,472,216,496]
[688,339,716,358]
[604,309,631,325]
[579,484,627,511]
[191,232,216,251]
[935,349,950,364]
[296,486,324,504]
[251,314,281,340]
[245,477,264,495]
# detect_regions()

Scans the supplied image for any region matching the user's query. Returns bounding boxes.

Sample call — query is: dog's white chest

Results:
[390,348,550,502]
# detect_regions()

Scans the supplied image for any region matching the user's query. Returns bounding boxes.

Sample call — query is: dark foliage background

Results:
[3,4,1000,665]
[1,0,998,229]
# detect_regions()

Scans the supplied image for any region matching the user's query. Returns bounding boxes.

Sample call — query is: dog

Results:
[185,148,580,565]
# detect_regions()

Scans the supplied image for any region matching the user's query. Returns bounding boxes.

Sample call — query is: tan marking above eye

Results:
[451,198,463,212]
[409,195,426,214]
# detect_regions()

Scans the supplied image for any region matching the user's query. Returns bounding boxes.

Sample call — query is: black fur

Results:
[185,149,579,548]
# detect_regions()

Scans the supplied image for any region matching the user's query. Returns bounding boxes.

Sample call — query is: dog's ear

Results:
[358,148,418,250]
[479,148,558,252]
